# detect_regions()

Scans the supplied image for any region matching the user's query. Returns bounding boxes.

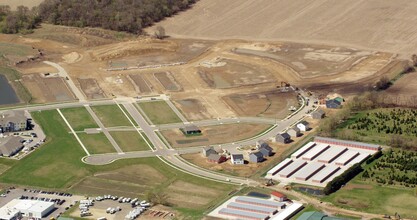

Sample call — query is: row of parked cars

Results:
[24,188,73,197]
[19,195,66,205]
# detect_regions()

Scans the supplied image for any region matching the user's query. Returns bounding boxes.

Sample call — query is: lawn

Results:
[60,107,98,131]
[323,176,417,218]
[91,105,132,127]
[138,101,182,124]
[110,131,150,152]
[0,110,236,219]
[78,133,116,154]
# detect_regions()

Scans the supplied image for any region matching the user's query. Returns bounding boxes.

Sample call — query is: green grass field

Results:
[323,177,417,218]
[60,107,98,131]
[91,105,132,127]
[0,110,235,219]
[78,133,116,154]
[110,131,150,152]
[138,101,182,124]
[0,42,37,57]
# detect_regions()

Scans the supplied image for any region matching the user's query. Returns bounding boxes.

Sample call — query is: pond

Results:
[0,74,19,105]
[247,191,270,199]
[297,187,324,196]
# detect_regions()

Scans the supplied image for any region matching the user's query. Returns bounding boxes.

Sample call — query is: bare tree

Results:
[154,26,166,39]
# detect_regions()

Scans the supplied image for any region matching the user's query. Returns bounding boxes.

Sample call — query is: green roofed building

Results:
[334,97,344,103]
[297,211,346,220]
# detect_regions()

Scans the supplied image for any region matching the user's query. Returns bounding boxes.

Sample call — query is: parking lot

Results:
[0,187,82,219]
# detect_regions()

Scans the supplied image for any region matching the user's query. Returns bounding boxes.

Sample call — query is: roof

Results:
[259,148,271,156]
[292,142,316,159]
[312,109,325,115]
[259,144,273,151]
[314,136,380,151]
[183,125,200,132]
[311,165,341,183]
[289,126,300,132]
[207,154,223,161]
[235,196,284,208]
[0,111,26,126]
[228,202,276,213]
[326,99,341,105]
[271,191,286,198]
[277,132,290,139]
[334,97,344,103]
[250,151,264,158]
[203,146,213,151]
[219,208,269,219]
[278,160,307,177]
[297,211,343,220]
[293,162,325,180]
[231,154,244,160]
[301,143,330,160]
[0,136,23,156]
[271,202,303,220]
[11,199,54,213]
[299,121,309,126]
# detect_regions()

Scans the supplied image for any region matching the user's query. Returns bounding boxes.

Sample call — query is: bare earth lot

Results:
[0,0,43,9]
[161,123,271,148]
[149,0,417,57]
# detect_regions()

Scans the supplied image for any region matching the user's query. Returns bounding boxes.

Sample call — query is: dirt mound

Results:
[62,52,82,63]
[90,38,178,61]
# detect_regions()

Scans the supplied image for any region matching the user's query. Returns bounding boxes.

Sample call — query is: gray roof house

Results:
[0,111,28,133]
[202,146,217,157]
[275,133,291,144]
[312,109,325,119]
[207,154,226,163]
[326,99,341,109]
[183,125,201,135]
[287,126,301,137]
[249,152,264,163]
[259,145,273,157]
[256,140,269,149]
[0,136,24,157]
[231,154,244,165]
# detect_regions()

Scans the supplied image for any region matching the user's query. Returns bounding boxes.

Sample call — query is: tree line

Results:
[0,0,197,34]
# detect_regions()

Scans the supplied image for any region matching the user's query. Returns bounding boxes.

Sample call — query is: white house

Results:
[231,154,244,165]
[297,121,310,132]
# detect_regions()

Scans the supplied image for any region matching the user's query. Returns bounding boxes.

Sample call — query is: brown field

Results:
[199,58,274,89]
[21,74,75,103]
[0,0,43,9]
[161,123,271,148]
[223,90,299,119]
[128,74,152,93]
[78,78,106,99]
[148,0,417,57]
[154,72,181,91]
[174,98,213,120]
[383,71,417,107]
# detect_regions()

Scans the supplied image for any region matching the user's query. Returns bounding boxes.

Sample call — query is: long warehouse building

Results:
[301,144,330,161]
[235,196,285,209]
[311,165,341,183]
[219,208,269,220]
[317,146,348,163]
[267,158,293,176]
[334,150,360,166]
[291,142,316,159]
[227,202,277,215]
[278,160,307,178]
[293,162,326,181]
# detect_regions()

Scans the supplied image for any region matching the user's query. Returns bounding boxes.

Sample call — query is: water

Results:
[0,74,19,105]
[247,192,270,199]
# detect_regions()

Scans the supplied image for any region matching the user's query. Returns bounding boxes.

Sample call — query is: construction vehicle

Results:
[264,179,274,186]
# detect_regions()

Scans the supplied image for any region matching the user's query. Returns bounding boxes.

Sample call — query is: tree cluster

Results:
[323,163,364,195]
[0,5,41,34]
[37,0,197,34]
[362,149,417,188]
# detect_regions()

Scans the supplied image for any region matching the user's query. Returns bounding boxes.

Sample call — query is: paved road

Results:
[84,105,124,154]
[43,61,86,102]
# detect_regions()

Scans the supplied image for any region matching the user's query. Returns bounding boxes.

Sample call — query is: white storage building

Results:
[301,144,330,161]
[293,162,325,181]
[311,165,341,183]
[317,146,348,164]
[1,199,55,219]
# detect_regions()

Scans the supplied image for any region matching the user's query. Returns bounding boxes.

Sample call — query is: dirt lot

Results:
[0,0,43,9]
[128,74,152,93]
[148,0,417,57]
[78,78,106,99]
[173,98,213,121]
[21,74,76,103]
[223,90,299,119]
[154,72,182,91]
[161,123,271,148]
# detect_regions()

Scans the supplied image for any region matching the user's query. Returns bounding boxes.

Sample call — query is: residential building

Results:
[207,154,226,163]
[287,126,301,137]
[325,99,341,109]
[297,121,310,132]
[231,154,244,165]
[202,146,217,157]
[275,133,291,144]
[256,140,269,149]
[0,111,28,133]
[259,145,273,157]
[311,109,325,119]
[0,136,24,157]
[249,152,264,163]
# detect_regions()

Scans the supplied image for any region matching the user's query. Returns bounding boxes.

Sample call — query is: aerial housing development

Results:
[0,0,416,219]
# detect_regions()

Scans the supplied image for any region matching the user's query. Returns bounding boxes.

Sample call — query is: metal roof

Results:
[311,165,341,183]
[334,150,359,165]
[235,196,284,208]
[231,154,244,160]
[292,142,316,159]
[301,143,329,160]
[271,202,303,220]
[219,208,268,219]
[347,153,370,166]
[316,146,347,163]
[314,136,380,150]
[267,158,293,176]
[228,202,276,213]
[278,160,307,177]
[293,162,325,180]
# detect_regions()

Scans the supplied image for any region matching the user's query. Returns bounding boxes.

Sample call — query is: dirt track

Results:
[148,0,417,58]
